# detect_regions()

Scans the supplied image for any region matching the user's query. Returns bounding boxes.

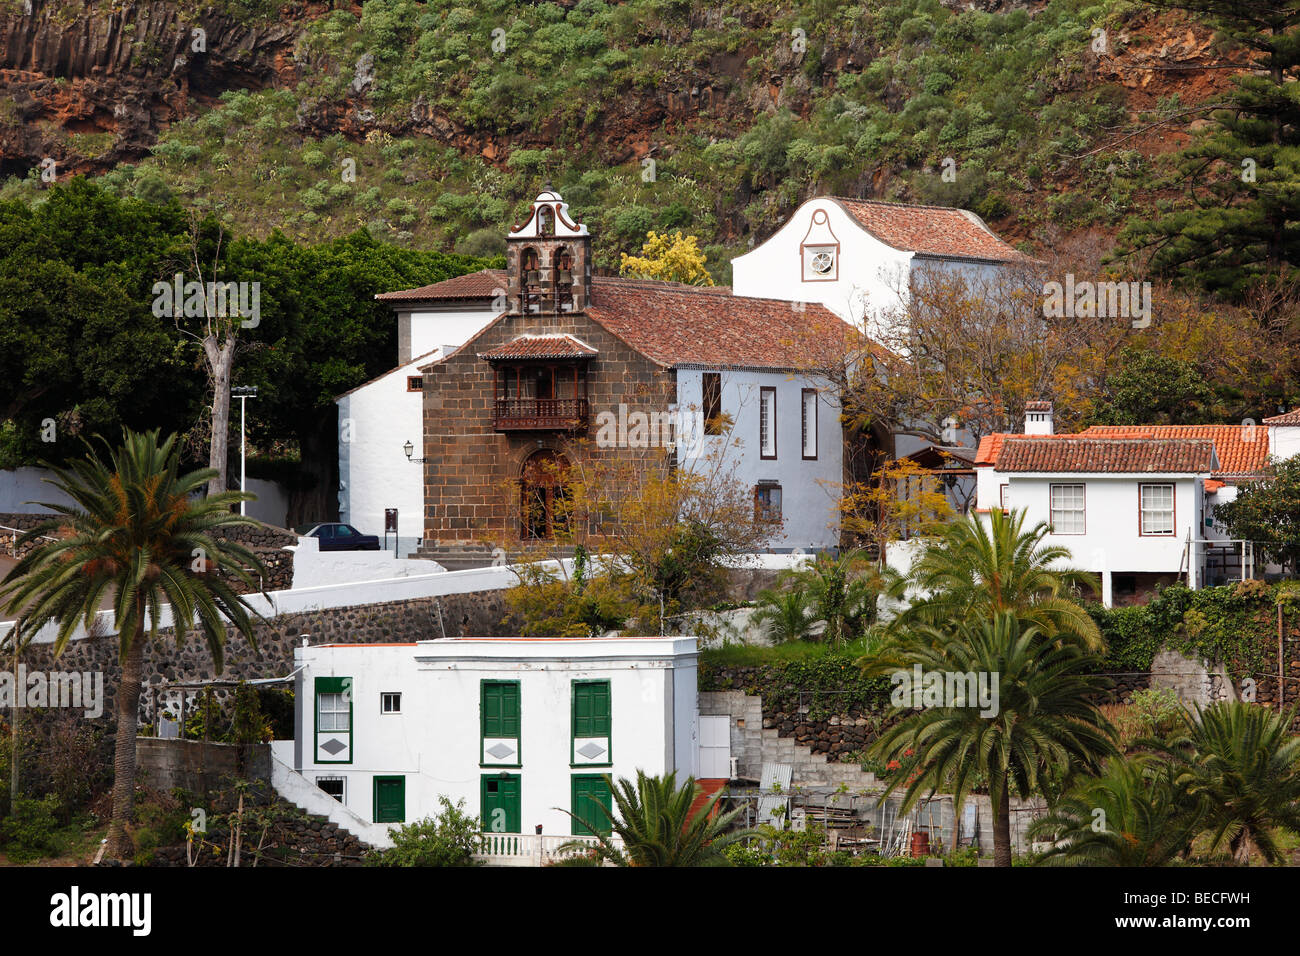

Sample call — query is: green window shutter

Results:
[482,681,520,738]
[571,775,613,836]
[572,680,611,738]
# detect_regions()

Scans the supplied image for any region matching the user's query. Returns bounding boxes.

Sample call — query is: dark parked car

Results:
[304,523,381,551]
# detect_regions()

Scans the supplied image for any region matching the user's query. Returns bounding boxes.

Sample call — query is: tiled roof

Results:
[1025,400,1052,412]
[974,432,1065,466]
[1079,425,1268,478]
[478,334,598,361]
[1264,408,1300,425]
[585,277,859,371]
[996,437,1216,474]
[829,198,1035,264]
[376,268,507,303]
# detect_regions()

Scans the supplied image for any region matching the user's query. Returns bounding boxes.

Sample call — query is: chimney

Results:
[1024,401,1053,436]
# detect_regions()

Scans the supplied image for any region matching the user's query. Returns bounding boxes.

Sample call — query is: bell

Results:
[524,269,540,286]
[556,269,573,284]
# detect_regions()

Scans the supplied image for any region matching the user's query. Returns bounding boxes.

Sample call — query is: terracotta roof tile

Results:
[1079,425,1267,478]
[585,277,860,371]
[997,437,1216,474]
[1264,408,1300,425]
[829,198,1035,264]
[376,269,507,303]
[478,334,597,361]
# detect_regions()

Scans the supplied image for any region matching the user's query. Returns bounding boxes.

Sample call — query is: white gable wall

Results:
[405,305,500,362]
[730,199,911,335]
[337,357,430,555]
[674,367,842,552]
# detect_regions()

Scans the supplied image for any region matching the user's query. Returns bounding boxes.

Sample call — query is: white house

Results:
[971,402,1300,605]
[336,271,503,553]
[289,635,708,848]
[730,195,1034,344]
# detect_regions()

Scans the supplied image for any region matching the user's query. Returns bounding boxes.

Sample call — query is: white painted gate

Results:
[699,715,732,778]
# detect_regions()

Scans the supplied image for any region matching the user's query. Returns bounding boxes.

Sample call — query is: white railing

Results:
[475,831,622,867]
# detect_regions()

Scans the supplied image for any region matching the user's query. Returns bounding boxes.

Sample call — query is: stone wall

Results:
[149,798,370,867]
[419,295,676,549]
[24,588,518,719]
[137,738,271,795]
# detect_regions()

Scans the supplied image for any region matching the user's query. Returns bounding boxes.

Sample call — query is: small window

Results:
[317,777,345,802]
[1000,483,1010,512]
[755,483,782,523]
[381,692,402,714]
[1049,483,1085,534]
[1140,483,1175,535]
[760,386,777,459]
[318,692,350,733]
[702,372,723,436]
[801,389,818,459]
[407,376,423,392]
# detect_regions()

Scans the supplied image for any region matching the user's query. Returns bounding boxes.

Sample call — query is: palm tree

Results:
[866,612,1116,866]
[780,549,899,646]
[563,770,747,866]
[895,508,1103,649]
[1029,756,1202,866]
[751,588,814,643]
[0,429,267,859]
[1155,700,1300,865]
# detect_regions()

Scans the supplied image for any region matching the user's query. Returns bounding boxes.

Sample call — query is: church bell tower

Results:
[505,187,592,316]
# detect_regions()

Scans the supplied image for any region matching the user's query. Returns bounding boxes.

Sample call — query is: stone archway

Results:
[520,449,571,540]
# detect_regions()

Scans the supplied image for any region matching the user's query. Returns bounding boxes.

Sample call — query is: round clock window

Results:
[810,250,835,274]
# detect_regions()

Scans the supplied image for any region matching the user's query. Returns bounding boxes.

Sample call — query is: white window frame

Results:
[760,387,777,459]
[318,692,350,733]
[381,692,402,714]
[1140,483,1176,536]
[801,389,818,459]
[1049,483,1086,535]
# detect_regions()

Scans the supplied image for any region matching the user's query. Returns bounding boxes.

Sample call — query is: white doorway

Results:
[699,715,732,778]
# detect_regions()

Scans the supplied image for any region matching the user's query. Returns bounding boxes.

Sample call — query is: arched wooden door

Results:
[520,450,571,540]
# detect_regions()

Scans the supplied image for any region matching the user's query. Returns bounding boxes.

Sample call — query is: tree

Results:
[562,770,746,866]
[841,457,955,556]
[894,508,1103,650]
[0,429,267,859]
[1117,0,1300,296]
[0,179,202,467]
[367,796,483,867]
[1086,347,1222,426]
[1157,700,1300,865]
[619,231,715,285]
[1215,455,1300,572]
[774,549,899,646]
[1029,757,1202,866]
[751,588,815,643]
[866,612,1117,866]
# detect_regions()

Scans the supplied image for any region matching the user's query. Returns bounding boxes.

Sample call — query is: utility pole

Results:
[232,386,258,514]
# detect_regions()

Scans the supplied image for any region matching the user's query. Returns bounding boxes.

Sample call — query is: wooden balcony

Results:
[493,397,589,431]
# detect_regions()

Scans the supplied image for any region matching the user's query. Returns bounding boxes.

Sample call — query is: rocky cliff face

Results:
[0,0,306,178]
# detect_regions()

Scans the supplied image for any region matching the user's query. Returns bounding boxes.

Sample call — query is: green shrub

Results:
[0,795,61,863]
[366,796,482,867]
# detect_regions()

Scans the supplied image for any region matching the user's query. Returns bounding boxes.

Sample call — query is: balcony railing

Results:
[493,398,588,431]
[475,831,620,867]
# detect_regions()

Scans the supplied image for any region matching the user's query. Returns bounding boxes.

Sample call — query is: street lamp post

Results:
[232,386,258,515]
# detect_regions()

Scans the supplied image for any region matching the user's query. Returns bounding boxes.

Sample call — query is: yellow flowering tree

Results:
[619,231,715,286]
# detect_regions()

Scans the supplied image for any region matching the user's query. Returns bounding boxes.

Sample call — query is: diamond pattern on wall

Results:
[320,738,346,756]
[577,742,606,760]
[486,742,516,760]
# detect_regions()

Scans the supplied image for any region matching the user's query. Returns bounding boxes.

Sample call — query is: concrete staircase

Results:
[758,724,884,792]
